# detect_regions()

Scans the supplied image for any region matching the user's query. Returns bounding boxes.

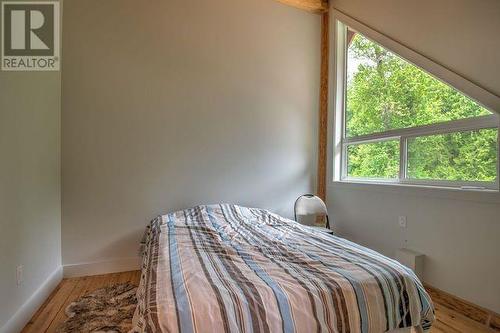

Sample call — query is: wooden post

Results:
[317,11,329,201]
[274,0,328,13]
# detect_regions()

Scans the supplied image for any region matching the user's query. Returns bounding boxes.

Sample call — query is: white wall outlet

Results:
[16,265,23,286]
[398,216,407,228]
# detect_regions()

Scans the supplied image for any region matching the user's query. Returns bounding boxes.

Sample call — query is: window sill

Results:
[329,180,500,204]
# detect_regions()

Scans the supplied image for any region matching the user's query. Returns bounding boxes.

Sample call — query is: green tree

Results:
[346,33,497,181]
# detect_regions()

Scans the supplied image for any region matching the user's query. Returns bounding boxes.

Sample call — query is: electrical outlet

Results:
[16,265,23,286]
[398,216,407,228]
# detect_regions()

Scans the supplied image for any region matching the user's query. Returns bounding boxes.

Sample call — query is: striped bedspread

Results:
[133,204,434,333]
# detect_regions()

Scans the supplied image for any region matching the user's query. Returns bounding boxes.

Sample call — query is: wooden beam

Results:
[317,11,329,201]
[274,0,328,13]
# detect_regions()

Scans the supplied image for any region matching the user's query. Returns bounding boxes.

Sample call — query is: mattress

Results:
[132,204,434,333]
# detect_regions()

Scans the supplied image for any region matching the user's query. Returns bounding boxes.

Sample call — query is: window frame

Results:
[331,14,500,191]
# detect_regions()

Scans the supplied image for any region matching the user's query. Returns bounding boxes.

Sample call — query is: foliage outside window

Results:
[338,26,499,189]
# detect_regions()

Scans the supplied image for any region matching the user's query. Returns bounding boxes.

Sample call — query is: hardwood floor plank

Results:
[131,270,142,285]
[21,281,64,331]
[425,284,491,325]
[45,277,93,333]
[433,303,494,333]
[21,279,79,333]
[490,313,500,331]
[106,272,121,286]
[117,271,132,284]
[432,319,462,333]
[125,270,140,285]
[429,322,448,333]
[86,273,112,292]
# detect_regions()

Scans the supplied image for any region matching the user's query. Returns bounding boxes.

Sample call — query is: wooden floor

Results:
[22,270,494,333]
[21,271,141,333]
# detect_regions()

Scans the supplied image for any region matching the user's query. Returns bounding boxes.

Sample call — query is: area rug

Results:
[57,283,137,333]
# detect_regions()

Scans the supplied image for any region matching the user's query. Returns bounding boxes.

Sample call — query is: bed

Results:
[132,204,434,333]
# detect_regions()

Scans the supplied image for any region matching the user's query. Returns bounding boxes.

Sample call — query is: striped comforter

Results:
[133,204,434,333]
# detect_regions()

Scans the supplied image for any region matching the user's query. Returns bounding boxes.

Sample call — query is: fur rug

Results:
[57,283,138,333]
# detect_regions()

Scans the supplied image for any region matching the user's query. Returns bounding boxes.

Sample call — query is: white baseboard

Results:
[0,266,63,333]
[63,257,142,278]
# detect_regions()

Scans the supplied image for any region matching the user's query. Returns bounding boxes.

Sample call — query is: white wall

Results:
[0,61,61,330]
[62,0,320,271]
[328,0,500,313]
